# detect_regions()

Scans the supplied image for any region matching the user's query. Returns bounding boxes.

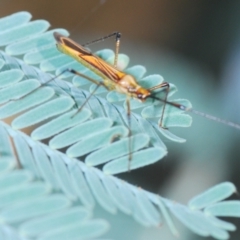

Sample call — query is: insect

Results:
[53,32,171,121]
[53,31,174,170]
[18,31,240,169]
[52,32,240,130]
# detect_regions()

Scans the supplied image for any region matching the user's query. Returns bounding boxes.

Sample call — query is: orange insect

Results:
[53,32,240,130]
[21,32,240,169]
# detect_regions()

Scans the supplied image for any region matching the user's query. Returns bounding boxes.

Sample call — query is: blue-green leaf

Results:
[85,133,149,166]
[19,207,91,238]
[0,182,50,208]
[0,11,31,33]
[49,118,113,149]
[67,126,128,158]
[0,20,50,46]
[188,182,237,210]
[85,168,117,214]
[37,219,110,240]
[32,145,59,189]
[6,29,68,55]
[103,147,167,174]
[0,87,54,119]
[68,161,95,209]
[0,195,71,223]
[205,201,240,217]
[0,170,33,191]
[0,69,24,87]
[31,109,91,140]
[24,45,60,64]
[12,97,74,129]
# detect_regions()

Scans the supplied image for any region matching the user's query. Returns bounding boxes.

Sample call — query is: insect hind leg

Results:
[10,68,108,118]
[9,69,78,106]
[26,67,108,118]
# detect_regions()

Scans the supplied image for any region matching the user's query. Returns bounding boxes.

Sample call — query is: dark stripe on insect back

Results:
[98,59,122,81]
[80,54,122,82]
[62,35,123,82]
[62,38,92,55]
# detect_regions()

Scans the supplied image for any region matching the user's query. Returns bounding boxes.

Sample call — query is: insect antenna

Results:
[148,95,240,130]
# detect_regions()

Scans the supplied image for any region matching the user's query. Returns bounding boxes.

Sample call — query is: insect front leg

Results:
[148,82,170,129]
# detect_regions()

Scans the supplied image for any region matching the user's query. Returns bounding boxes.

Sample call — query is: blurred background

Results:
[1,0,240,239]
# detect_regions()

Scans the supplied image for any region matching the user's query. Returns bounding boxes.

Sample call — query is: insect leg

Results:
[10,69,76,103]
[82,32,121,67]
[126,96,132,171]
[69,69,106,86]
[11,67,108,114]
[148,82,170,128]
[71,81,105,118]
[65,69,108,117]
[82,32,121,47]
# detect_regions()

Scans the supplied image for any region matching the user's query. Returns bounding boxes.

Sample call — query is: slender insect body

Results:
[55,32,124,81]
[55,32,152,102]
[53,31,240,132]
